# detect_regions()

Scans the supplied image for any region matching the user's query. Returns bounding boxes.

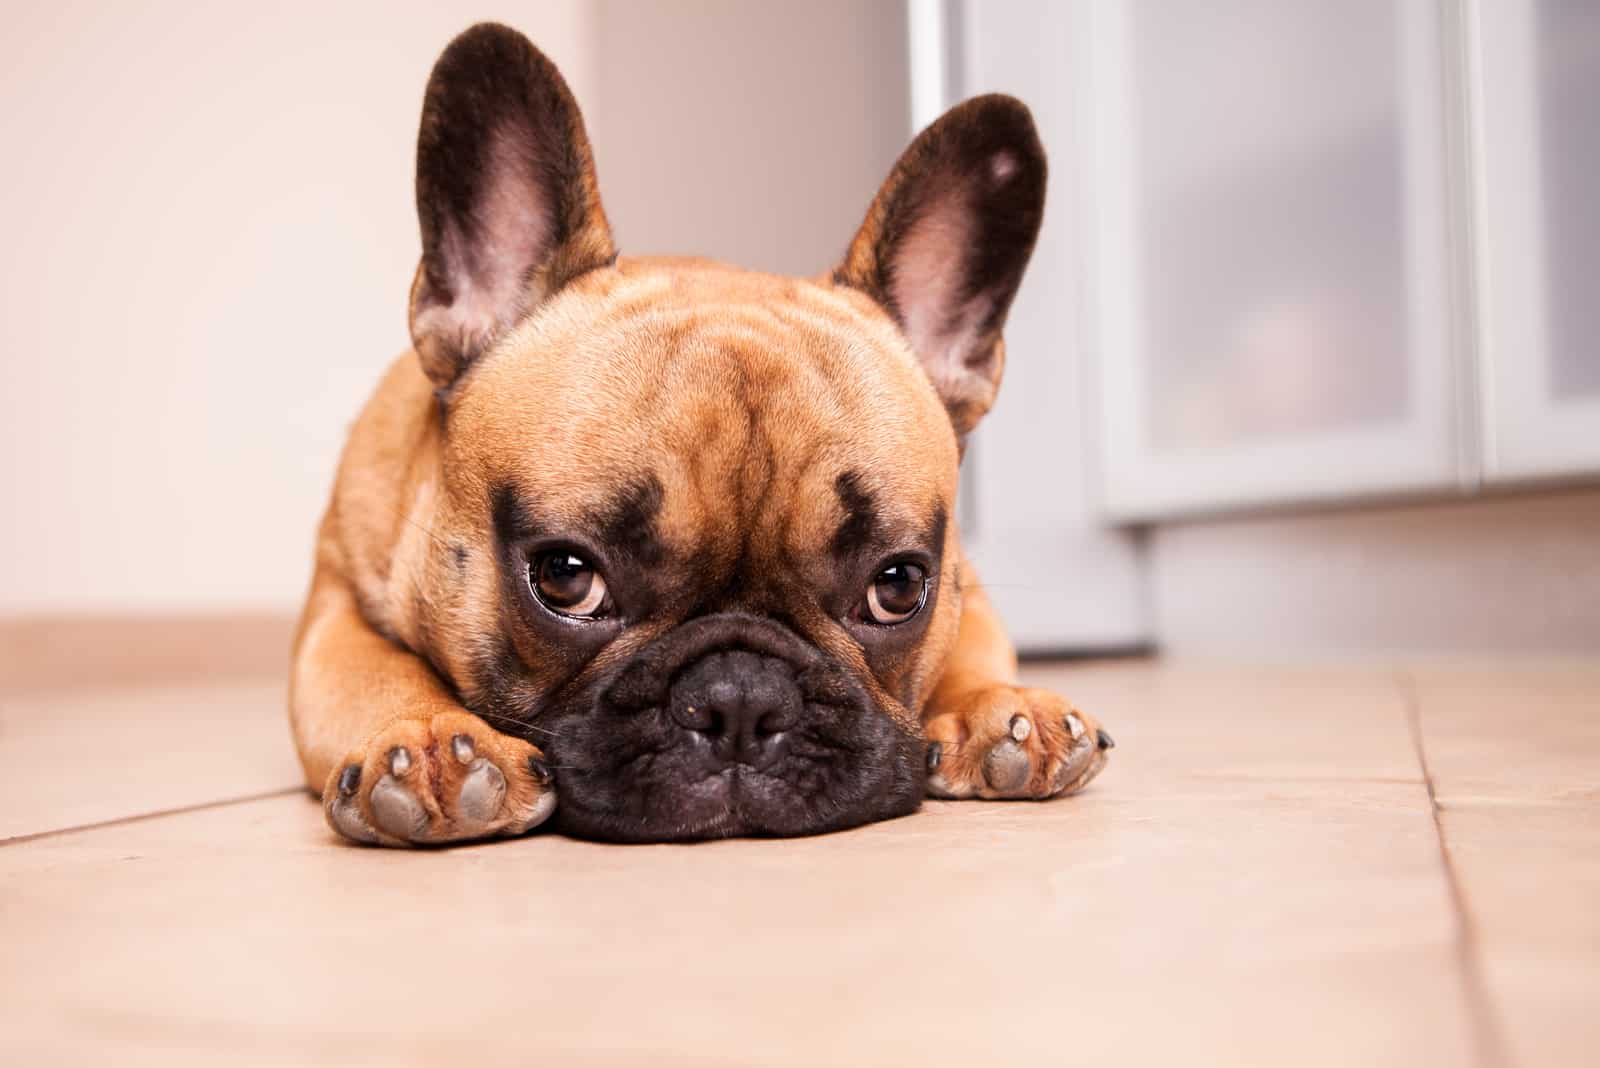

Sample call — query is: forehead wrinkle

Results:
[474,271,951,477]
[651,335,847,612]
[460,262,958,583]
[643,312,832,515]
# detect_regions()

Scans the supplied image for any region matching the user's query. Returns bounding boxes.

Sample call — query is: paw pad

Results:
[323,712,557,847]
[924,687,1113,801]
[457,758,508,823]
[982,733,1032,793]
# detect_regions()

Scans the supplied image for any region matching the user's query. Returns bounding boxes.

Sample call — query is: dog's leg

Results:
[920,558,1113,799]
[290,563,556,846]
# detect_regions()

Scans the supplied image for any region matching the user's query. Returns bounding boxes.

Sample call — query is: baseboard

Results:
[0,615,297,692]
[1148,487,1600,656]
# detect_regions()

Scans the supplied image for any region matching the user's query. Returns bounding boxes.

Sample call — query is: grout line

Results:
[0,786,307,849]
[1399,670,1513,1068]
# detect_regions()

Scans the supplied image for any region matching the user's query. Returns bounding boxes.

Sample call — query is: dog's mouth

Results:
[538,614,924,842]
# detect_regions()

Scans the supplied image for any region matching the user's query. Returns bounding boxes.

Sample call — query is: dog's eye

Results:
[865,562,928,625]
[530,551,609,618]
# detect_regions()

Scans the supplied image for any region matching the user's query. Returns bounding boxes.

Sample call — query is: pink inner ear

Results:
[433,121,554,347]
[889,185,994,390]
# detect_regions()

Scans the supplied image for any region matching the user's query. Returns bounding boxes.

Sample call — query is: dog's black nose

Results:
[669,649,802,768]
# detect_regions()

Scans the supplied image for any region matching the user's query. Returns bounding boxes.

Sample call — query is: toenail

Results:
[1096,728,1116,751]
[337,765,361,797]
[1065,713,1086,741]
[527,756,553,786]
[1009,715,1031,742]
[926,741,943,772]
[451,734,475,764]
[389,746,412,776]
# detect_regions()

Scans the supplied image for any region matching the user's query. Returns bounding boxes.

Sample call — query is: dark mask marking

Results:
[592,475,665,568]
[831,470,878,558]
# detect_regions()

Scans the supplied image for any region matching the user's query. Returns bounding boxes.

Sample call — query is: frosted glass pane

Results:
[1128,0,1412,450]
[1537,0,1600,402]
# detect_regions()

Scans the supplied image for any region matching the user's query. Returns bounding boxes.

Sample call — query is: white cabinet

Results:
[921,0,1598,650]
[1470,0,1600,481]
[1079,0,1467,519]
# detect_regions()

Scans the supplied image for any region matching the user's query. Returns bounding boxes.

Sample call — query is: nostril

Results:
[755,705,796,737]
[672,700,718,734]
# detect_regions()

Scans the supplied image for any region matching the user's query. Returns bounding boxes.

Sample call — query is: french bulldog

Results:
[289,22,1113,846]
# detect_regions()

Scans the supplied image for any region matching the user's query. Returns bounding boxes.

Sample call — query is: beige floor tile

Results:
[0,679,303,840]
[1437,803,1600,1068]
[1443,803,1600,946]
[1409,664,1600,1068]
[1408,664,1600,804]
[18,656,1595,1065]
[1022,660,1423,798]
[0,779,1474,1067]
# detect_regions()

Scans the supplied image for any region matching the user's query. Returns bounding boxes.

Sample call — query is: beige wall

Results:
[0,1,596,615]
[589,0,908,275]
[0,1,908,616]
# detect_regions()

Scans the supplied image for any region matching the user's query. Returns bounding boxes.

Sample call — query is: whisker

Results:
[387,502,452,553]
[465,707,563,740]
[925,740,980,754]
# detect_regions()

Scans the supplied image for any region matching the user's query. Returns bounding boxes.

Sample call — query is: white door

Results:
[1469,0,1600,481]
[1080,0,1467,519]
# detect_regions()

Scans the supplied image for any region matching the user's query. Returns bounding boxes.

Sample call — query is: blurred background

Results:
[0,0,1596,658]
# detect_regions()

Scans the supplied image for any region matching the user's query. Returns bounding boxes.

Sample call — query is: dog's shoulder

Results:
[323,351,443,624]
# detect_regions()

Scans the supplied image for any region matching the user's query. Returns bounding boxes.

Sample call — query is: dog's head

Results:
[405,24,1045,841]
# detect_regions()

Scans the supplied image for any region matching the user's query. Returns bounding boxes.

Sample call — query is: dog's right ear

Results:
[408,23,615,391]
[835,96,1045,442]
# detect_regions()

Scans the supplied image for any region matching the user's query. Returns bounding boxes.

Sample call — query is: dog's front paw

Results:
[323,711,556,847]
[924,686,1113,800]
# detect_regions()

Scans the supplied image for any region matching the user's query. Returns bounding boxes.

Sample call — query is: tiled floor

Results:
[0,634,1594,1066]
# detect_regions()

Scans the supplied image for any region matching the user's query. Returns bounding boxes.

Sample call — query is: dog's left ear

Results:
[835,95,1046,440]
[408,23,615,391]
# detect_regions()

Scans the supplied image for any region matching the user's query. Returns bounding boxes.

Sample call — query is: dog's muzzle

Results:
[548,613,923,841]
